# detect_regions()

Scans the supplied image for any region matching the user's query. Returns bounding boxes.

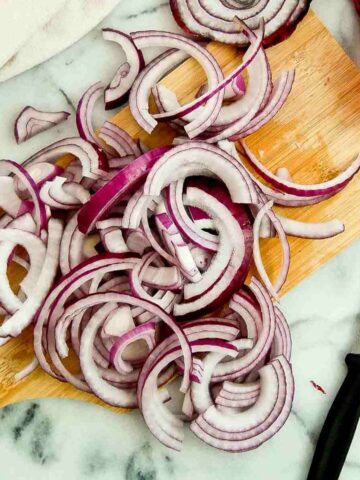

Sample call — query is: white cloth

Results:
[0,0,121,82]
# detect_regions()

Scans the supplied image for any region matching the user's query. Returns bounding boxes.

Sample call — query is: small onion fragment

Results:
[14,107,70,144]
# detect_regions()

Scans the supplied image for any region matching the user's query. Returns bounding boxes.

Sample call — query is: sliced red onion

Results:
[171,0,301,46]
[191,356,294,451]
[153,21,263,128]
[110,322,156,374]
[155,200,201,282]
[124,228,151,255]
[253,201,290,298]
[79,302,137,406]
[174,186,252,317]
[166,181,219,252]
[0,177,24,217]
[0,218,62,338]
[191,338,254,415]
[230,70,295,140]
[99,121,142,157]
[13,162,64,199]
[182,181,251,301]
[14,357,39,382]
[132,251,179,291]
[211,278,276,381]
[139,338,238,450]
[196,72,246,102]
[99,227,129,254]
[130,31,224,138]
[277,214,345,239]
[76,82,109,150]
[66,291,192,393]
[0,229,46,314]
[242,141,360,197]
[130,48,187,133]
[78,146,171,234]
[34,255,145,383]
[24,137,108,180]
[144,142,259,205]
[102,29,145,110]
[0,160,48,233]
[40,176,90,210]
[14,106,70,144]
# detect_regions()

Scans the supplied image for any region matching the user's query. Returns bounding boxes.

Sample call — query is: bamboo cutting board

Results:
[1,10,360,410]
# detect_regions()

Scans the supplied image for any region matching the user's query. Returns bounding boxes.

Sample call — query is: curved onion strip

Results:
[0,218,62,338]
[0,229,46,314]
[103,29,145,110]
[14,357,39,382]
[63,292,192,393]
[130,49,188,133]
[231,70,295,139]
[191,356,294,451]
[173,186,252,317]
[153,22,263,122]
[191,338,254,415]
[78,146,171,234]
[253,201,290,298]
[110,322,156,374]
[76,82,109,151]
[166,181,219,252]
[24,137,108,180]
[99,121,142,157]
[144,142,258,205]
[14,106,70,144]
[0,160,48,233]
[155,200,201,282]
[211,278,276,381]
[242,141,360,197]
[277,214,344,239]
[34,254,140,380]
[80,303,137,407]
[171,0,300,45]
[140,339,238,450]
[131,31,224,138]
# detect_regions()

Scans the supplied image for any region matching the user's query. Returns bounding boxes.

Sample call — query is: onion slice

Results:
[14,106,70,144]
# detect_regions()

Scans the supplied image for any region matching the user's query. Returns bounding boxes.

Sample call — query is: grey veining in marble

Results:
[0,1,359,479]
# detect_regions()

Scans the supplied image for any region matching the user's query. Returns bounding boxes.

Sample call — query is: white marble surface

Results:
[0,1,360,479]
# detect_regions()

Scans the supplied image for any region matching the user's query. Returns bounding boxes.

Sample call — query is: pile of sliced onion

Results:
[170,0,312,47]
[0,7,358,453]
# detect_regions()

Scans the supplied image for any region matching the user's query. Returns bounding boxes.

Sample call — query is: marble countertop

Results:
[0,1,360,479]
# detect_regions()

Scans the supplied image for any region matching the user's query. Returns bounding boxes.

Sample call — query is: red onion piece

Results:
[0,160,48,234]
[131,31,224,138]
[191,356,294,451]
[242,141,360,197]
[76,82,109,151]
[99,121,142,157]
[253,201,290,299]
[78,146,170,234]
[171,0,303,46]
[144,142,259,205]
[103,29,145,110]
[24,137,108,180]
[1,218,62,338]
[14,107,70,144]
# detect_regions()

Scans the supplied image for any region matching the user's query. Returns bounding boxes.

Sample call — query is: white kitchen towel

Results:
[0,0,121,83]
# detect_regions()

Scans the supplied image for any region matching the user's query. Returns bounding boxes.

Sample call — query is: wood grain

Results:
[1,10,360,410]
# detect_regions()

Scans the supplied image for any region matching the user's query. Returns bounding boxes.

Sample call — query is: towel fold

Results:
[0,0,121,83]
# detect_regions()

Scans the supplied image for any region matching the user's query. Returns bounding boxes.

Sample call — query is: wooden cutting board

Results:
[1,10,360,410]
